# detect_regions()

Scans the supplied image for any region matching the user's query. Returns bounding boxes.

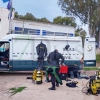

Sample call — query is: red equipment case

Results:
[59,65,68,80]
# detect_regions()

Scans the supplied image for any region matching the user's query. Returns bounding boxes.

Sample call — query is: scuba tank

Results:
[85,70,100,95]
[36,69,43,84]
[32,68,43,84]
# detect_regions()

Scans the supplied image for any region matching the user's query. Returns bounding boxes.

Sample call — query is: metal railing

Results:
[12,29,74,38]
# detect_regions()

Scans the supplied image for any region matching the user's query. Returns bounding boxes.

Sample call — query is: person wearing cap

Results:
[47,49,64,90]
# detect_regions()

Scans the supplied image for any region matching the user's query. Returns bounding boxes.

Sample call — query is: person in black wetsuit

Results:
[47,49,64,90]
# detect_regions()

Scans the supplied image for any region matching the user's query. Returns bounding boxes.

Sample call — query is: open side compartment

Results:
[0,42,10,70]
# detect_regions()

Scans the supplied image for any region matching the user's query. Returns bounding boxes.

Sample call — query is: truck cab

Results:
[0,41,10,71]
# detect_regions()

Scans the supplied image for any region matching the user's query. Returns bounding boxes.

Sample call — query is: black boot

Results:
[49,83,56,90]
[48,87,56,90]
[56,83,59,87]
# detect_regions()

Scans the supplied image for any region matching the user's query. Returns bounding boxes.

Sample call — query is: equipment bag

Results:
[66,81,78,88]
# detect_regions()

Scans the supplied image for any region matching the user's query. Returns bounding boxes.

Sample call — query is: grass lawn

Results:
[83,67,100,71]
[96,54,100,63]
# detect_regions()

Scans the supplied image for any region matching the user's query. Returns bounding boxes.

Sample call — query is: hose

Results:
[81,81,90,93]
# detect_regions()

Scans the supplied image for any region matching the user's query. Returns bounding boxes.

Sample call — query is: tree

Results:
[75,28,86,47]
[58,0,100,36]
[53,16,62,24]
[14,11,25,19]
[14,11,19,18]
[24,13,36,21]
[14,12,50,23]
[18,15,25,19]
[53,16,76,27]
[37,17,50,23]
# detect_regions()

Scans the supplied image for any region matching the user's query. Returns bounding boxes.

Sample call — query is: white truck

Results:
[0,33,96,71]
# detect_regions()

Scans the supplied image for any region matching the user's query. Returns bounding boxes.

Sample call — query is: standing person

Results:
[47,49,64,90]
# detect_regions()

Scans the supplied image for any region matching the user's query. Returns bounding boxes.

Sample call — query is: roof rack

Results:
[27,30,74,37]
[12,29,74,38]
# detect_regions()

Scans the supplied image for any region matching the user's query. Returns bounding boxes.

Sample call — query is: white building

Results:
[0,7,14,38]
[0,7,75,38]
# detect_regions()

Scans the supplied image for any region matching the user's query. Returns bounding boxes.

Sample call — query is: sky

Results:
[0,0,88,34]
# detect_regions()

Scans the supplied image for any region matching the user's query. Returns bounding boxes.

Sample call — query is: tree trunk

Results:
[99,31,100,49]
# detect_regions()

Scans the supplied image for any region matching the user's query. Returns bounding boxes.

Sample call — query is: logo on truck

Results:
[63,45,75,51]
[87,45,93,52]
